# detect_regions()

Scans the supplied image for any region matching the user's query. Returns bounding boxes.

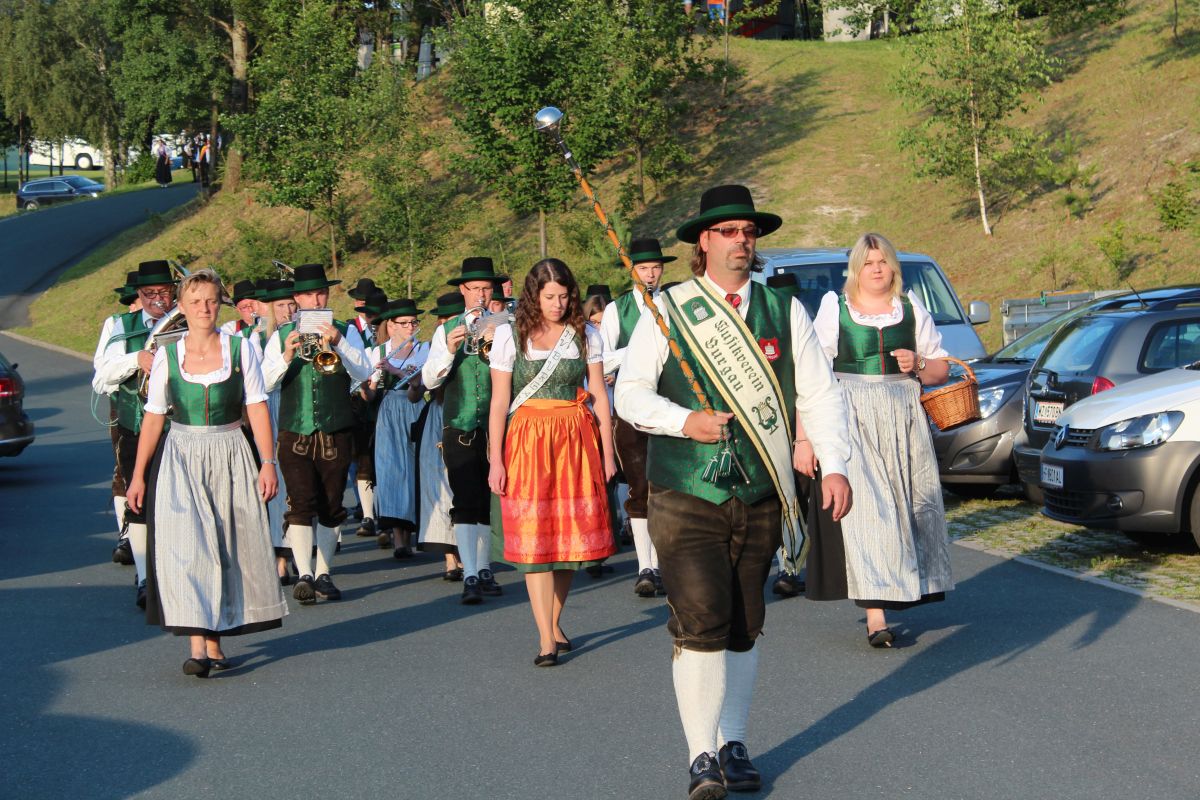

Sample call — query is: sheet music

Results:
[295,309,334,334]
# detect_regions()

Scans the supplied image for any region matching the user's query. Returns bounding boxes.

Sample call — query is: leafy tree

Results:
[894,0,1055,235]
[1031,0,1127,35]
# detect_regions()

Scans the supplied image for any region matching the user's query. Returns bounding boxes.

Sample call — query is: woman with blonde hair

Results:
[807,232,954,648]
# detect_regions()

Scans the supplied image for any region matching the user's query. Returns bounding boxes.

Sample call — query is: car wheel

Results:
[1020,480,1044,505]
[75,154,93,170]
[23,200,38,211]
[946,484,999,500]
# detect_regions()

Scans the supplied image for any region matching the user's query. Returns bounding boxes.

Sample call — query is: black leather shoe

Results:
[634,568,657,597]
[443,567,464,582]
[867,627,895,648]
[314,574,342,601]
[293,575,317,605]
[619,518,634,546]
[718,741,761,792]
[772,572,804,598]
[533,651,558,667]
[461,576,483,605]
[209,658,232,671]
[653,569,667,596]
[688,752,727,800]
[478,568,502,596]
[135,580,147,610]
[555,634,572,654]
[182,658,211,678]
[355,518,376,537]
[378,531,394,550]
[112,538,134,565]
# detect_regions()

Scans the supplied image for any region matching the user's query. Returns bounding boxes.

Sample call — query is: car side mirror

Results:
[10,363,17,370]
[968,300,991,325]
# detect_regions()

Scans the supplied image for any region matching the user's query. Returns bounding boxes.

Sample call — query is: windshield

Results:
[771,259,964,323]
[994,297,1120,361]
[63,176,98,188]
[1038,315,1122,374]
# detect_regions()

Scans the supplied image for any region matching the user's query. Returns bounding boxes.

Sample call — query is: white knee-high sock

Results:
[673,648,726,762]
[127,523,148,583]
[114,497,128,538]
[357,480,375,520]
[455,524,479,578]
[718,645,760,747]
[631,518,655,572]
[290,525,315,577]
[474,523,492,572]
[315,525,338,576]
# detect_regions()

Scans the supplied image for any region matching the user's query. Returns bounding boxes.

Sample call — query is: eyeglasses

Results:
[706,225,760,240]
[139,288,174,299]
[391,320,418,328]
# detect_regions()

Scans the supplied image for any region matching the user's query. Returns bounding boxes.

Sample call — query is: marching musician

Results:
[103,271,142,567]
[420,257,507,605]
[92,260,179,609]
[345,283,388,543]
[261,264,373,606]
[220,280,262,338]
[615,186,852,799]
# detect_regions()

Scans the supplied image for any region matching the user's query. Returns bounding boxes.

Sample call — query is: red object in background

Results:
[1091,376,1116,395]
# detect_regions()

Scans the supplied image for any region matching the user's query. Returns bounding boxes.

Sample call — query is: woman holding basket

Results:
[807,232,954,648]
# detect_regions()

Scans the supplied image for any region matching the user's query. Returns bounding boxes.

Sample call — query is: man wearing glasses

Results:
[92,260,180,609]
[616,185,852,799]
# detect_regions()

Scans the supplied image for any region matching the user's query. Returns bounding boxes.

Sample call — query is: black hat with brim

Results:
[675,185,782,245]
[628,237,677,265]
[361,288,388,317]
[374,298,423,324]
[585,283,613,303]
[231,279,258,304]
[448,256,508,287]
[259,280,296,302]
[491,280,514,302]
[291,264,341,293]
[113,270,139,299]
[766,273,800,297]
[128,260,176,287]
[348,278,378,301]
[428,292,466,318]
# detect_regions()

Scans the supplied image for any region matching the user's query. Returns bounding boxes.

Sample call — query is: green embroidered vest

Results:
[647,283,797,507]
[511,332,585,408]
[114,311,150,433]
[832,295,915,375]
[440,314,491,432]
[275,320,356,435]
[164,339,244,425]
[615,291,643,350]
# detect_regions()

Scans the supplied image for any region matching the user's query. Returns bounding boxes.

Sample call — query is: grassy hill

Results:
[16,0,1200,354]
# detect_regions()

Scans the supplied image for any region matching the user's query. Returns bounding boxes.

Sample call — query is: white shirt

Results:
[813,290,949,362]
[92,309,160,395]
[421,310,481,390]
[489,323,604,373]
[599,289,661,376]
[614,273,851,477]
[345,315,374,352]
[144,332,268,415]
[260,321,374,392]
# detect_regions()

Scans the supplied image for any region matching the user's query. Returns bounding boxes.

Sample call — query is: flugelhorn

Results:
[273,259,295,278]
[463,305,514,363]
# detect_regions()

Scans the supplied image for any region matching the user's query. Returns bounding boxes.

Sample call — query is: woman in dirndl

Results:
[487,258,618,667]
[366,299,429,560]
[806,232,953,648]
[126,269,286,678]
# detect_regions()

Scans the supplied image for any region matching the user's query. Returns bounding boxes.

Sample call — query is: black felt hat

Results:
[628,237,677,265]
[258,280,295,302]
[448,257,508,287]
[347,278,379,301]
[675,185,782,244]
[428,292,466,318]
[765,273,800,297]
[491,279,514,302]
[128,260,175,287]
[585,284,613,303]
[113,270,139,303]
[374,298,423,323]
[361,288,389,317]
[231,279,259,304]
[291,264,341,292]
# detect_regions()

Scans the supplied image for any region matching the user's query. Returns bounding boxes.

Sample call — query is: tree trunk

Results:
[538,209,547,258]
[969,98,992,236]
[636,143,646,209]
[223,15,250,191]
[722,12,731,99]
[101,131,117,192]
[208,95,221,194]
[17,114,24,186]
[1173,0,1180,43]
[329,219,339,276]
[306,209,312,236]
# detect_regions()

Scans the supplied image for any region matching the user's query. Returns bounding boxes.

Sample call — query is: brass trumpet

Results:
[136,261,192,398]
[463,305,514,363]
[293,309,342,374]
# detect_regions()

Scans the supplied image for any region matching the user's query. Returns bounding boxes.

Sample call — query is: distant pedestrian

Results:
[198,136,211,188]
[153,140,172,188]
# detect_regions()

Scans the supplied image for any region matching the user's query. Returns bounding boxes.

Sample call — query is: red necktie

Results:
[725,293,741,309]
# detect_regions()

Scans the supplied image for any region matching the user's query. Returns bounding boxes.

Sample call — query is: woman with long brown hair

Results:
[487,258,618,666]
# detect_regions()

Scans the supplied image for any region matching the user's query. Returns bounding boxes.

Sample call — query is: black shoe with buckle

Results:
[135,580,147,610]
[112,538,134,565]
[718,742,761,793]
[314,573,342,601]
[634,568,657,597]
[355,517,376,537]
[293,575,317,605]
[772,571,804,598]
[688,752,727,800]
[461,576,483,605]
[478,568,502,596]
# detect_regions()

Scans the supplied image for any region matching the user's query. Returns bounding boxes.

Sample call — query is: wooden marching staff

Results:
[535,106,747,483]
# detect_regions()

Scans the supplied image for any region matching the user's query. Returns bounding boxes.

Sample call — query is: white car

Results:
[1038,364,1200,545]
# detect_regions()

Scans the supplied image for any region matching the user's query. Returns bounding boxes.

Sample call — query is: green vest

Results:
[440,314,491,432]
[832,295,916,375]
[348,317,374,349]
[164,339,244,425]
[511,332,585,407]
[275,320,356,435]
[615,291,643,350]
[113,311,150,433]
[647,283,797,506]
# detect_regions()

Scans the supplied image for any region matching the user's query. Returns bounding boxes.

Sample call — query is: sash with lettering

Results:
[661,279,807,570]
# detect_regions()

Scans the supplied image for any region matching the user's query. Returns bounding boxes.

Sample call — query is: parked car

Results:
[931,291,1140,497]
[1014,285,1200,502]
[15,175,105,210]
[1038,365,1200,546]
[753,247,991,360]
[0,351,34,457]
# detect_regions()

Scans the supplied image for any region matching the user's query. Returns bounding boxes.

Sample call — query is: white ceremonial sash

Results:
[509,326,577,414]
[662,279,807,569]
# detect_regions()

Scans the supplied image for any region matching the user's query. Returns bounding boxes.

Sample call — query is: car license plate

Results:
[1041,463,1064,489]
[1033,401,1065,424]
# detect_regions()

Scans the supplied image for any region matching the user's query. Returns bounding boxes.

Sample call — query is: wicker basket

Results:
[920,357,981,431]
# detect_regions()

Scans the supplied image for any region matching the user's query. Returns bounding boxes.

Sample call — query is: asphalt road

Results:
[0,181,201,328]
[2,332,1200,800]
